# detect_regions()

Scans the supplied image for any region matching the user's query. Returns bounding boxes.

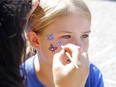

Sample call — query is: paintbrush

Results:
[60,45,78,69]
[65,50,79,69]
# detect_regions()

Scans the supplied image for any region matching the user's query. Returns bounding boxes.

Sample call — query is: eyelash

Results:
[61,35,71,39]
[61,34,89,39]
[81,34,89,38]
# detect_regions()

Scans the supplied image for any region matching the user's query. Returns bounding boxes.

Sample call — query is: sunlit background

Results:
[84,0,116,87]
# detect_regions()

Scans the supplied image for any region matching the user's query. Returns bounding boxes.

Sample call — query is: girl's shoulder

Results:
[21,54,37,74]
[85,63,104,87]
[89,63,102,76]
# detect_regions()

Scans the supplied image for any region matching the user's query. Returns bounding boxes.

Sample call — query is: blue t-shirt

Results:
[21,55,104,87]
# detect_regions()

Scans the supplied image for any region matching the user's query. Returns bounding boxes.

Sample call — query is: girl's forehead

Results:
[53,14,90,26]
[43,14,91,32]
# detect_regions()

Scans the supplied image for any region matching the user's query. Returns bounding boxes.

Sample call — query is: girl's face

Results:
[37,13,91,65]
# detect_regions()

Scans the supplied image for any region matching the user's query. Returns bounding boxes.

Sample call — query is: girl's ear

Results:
[26,31,40,49]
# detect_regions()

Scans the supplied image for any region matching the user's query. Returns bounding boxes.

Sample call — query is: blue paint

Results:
[47,33,54,40]
[57,41,63,46]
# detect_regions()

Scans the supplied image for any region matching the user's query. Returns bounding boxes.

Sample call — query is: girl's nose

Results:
[74,40,82,48]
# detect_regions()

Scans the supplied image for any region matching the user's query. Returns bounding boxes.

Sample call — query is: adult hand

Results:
[52,44,90,87]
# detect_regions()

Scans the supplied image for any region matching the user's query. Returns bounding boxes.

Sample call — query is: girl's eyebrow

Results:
[58,30,91,34]
[83,30,91,33]
[57,30,72,33]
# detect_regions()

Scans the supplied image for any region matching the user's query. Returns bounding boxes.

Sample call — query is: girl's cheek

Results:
[48,41,64,53]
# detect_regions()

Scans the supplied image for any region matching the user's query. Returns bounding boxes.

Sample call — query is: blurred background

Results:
[84,0,116,87]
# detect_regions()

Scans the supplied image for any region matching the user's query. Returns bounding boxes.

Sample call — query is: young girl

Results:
[22,0,104,87]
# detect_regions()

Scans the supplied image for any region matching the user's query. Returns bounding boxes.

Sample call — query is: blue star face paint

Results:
[57,41,63,46]
[47,33,54,40]
[48,44,57,53]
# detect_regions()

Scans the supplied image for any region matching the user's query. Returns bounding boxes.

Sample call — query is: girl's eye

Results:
[61,35,71,39]
[81,34,89,38]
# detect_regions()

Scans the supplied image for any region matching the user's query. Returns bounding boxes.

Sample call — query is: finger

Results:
[62,44,81,64]
[62,44,81,69]
[53,49,65,69]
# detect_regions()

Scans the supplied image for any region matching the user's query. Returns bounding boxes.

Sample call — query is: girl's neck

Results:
[34,55,55,87]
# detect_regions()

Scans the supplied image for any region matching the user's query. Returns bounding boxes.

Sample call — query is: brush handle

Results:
[65,51,78,69]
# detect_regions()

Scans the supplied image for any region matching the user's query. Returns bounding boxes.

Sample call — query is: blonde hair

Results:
[27,0,91,34]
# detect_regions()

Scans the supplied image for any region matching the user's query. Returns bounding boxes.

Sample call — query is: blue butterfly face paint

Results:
[49,44,57,53]
[47,33,54,40]
[57,41,63,46]
[47,33,63,53]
